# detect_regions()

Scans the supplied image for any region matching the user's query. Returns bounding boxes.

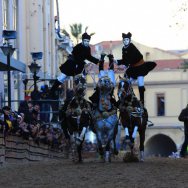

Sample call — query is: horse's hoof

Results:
[139,151,144,162]
[105,151,111,163]
[98,155,105,163]
[123,152,139,162]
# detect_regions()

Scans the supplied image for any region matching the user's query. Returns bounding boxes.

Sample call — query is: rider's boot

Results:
[99,61,104,71]
[49,79,62,99]
[108,54,114,70]
[138,86,145,106]
[99,53,106,71]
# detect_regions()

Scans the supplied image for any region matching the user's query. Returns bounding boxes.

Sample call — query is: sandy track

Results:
[0,157,187,188]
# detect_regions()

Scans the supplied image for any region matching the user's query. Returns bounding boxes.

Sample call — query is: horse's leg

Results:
[105,119,117,162]
[77,141,83,162]
[131,125,138,142]
[96,131,105,162]
[70,133,79,162]
[112,123,119,155]
[61,120,71,158]
[105,142,111,162]
[139,124,146,162]
[124,127,130,143]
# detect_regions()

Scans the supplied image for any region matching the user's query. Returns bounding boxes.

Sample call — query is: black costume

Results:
[116,32,156,105]
[117,33,156,79]
[50,33,100,98]
[59,42,99,76]
[178,105,188,158]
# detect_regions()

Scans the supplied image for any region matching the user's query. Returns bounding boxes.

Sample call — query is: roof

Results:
[90,41,122,54]
[154,59,184,70]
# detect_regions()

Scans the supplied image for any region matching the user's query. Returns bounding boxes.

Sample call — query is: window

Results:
[12,0,17,30]
[157,93,165,116]
[3,0,8,29]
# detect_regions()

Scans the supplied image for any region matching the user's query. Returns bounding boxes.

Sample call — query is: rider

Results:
[89,54,117,108]
[49,32,102,98]
[108,32,156,106]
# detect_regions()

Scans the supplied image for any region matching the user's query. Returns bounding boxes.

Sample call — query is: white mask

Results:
[123,38,130,47]
[82,39,90,47]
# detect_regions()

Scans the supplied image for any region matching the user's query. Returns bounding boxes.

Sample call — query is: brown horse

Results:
[118,76,148,161]
[65,74,93,162]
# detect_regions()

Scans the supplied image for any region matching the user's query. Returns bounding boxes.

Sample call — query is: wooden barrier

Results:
[0,133,65,164]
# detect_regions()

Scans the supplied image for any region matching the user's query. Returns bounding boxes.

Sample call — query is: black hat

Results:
[122,32,132,39]
[82,32,91,40]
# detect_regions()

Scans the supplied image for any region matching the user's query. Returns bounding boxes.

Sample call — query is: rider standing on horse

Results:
[89,54,117,109]
[49,32,102,98]
[108,32,156,106]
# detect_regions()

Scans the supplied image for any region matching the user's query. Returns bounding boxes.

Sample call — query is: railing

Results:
[1,99,62,123]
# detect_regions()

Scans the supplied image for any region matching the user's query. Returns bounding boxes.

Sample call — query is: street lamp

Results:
[0,30,16,108]
[28,52,42,91]
[22,78,28,98]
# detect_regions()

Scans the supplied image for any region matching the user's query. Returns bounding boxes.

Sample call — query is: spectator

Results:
[17,113,30,140]
[178,104,188,158]
[31,85,41,105]
[40,85,51,123]
[33,104,41,121]
[28,101,33,112]
[18,101,32,124]
[2,106,14,135]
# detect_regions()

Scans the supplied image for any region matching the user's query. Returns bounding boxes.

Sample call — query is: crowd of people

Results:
[0,101,64,150]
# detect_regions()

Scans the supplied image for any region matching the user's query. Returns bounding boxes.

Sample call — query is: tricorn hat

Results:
[122,32,132,39]
[82,32,91,40]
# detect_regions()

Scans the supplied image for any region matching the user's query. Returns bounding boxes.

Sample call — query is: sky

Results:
[55,0,188,50]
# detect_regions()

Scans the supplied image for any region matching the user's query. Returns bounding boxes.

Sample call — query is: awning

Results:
[0,52,26,73]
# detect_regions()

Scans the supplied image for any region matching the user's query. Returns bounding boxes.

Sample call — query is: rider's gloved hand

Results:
[108,54,119,65]
[107,54,114,62]
[100,53,106,62]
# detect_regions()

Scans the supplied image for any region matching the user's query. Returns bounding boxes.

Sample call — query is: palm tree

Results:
[70,23,82,44]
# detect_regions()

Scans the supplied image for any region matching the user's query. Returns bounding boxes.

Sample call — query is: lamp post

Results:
[28,52,42,91]
[22,78,28,98]
[0,30,16,108]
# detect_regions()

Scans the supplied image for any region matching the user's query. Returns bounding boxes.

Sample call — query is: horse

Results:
[118,76,148,162]
[65,74,93,162]
[92,75,119,162]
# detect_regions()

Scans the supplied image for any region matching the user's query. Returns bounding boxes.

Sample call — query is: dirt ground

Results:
[0,154,187,188]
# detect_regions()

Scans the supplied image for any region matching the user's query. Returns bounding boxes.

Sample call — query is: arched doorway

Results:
[145,134,177,157]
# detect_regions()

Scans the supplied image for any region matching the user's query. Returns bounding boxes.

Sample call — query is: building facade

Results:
[0,0,72,109]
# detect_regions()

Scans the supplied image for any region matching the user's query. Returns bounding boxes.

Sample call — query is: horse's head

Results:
[73,74,87,97]
[118,76,132,99]
[97,76,114,95]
